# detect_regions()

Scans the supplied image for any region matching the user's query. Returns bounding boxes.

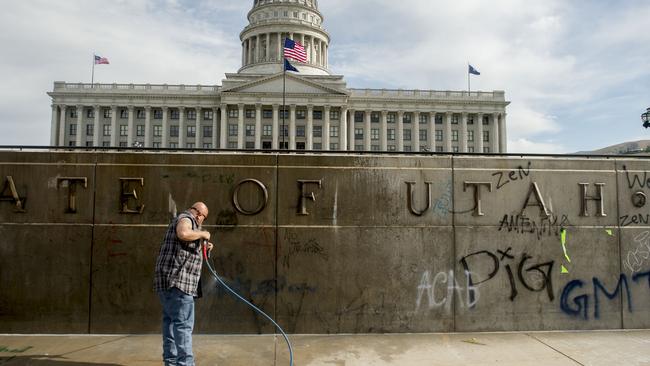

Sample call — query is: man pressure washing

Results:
[154,202,214,366]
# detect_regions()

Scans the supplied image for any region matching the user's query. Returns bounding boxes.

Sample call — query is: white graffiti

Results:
[415,270,480,313]
[624,231,650,274]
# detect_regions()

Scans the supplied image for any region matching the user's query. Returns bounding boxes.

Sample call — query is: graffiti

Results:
[0,346,33,353]
[281,232,329,269]
[620,214,650,227]
[492,162,531,190]
[624,169,650,190]
[623,231,650,274]
[432,179,453,218]
[459,248,554,305]
[415,270,479,312]
[559,271,650,320]
[497,213,570,240]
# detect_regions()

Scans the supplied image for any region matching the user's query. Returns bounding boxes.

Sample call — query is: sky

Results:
[0,0,649,153]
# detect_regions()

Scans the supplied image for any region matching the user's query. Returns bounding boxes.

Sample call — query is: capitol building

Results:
[48,0,509,153]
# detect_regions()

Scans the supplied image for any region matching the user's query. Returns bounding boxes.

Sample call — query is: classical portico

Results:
[48,0,509,153]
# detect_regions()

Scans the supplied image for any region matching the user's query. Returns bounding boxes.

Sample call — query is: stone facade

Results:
[48,0,509,153]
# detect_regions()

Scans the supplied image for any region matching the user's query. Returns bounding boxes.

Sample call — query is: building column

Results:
[300,34,305,49]
[161,107,169,148]
[177,107,185,148]
[289,104,296,150]
[476,113,484,153]
[126,105,135,147]
[428,112,435,152]
[363,110,371,151]
[255,35,260,63]
[255,104,262,149]
[460,112,468,153]
[311,37,316,64]
[491,113,500,153]
[220,105,228,148]
[277,33,282,61]
[212,108,218,149]
[397,111,404,152]
[272,104,279,149]
[380,111,388,151]
[248,39,253,65]
[58,106,67,146]
[266,33,271,61]
[110,106,117,147]
[50,105,59,146]
[500,113,507,153]
[413,111,421,152]
[237,104,245,149]
[75,105,83,146]
[323,106,331,150]
[144,106,152,147]
[340,107,348,151]
[307,105,314,150]
[195,107,202,148]
[92,105,100,146]
[348,108,355,150]
[444,112,452,152]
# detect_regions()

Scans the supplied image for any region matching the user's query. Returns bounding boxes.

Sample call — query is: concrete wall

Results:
[0,151,648,334]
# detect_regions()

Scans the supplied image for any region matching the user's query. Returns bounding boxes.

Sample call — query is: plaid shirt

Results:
[154,212,203,296]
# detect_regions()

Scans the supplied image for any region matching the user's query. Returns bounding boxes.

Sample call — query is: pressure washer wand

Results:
[202,240,294,366]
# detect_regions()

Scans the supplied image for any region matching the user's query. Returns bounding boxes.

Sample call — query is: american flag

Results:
[94,55,110,65]
[283,39,307,63]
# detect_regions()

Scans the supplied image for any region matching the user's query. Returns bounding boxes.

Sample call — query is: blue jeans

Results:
[159,287,195,366]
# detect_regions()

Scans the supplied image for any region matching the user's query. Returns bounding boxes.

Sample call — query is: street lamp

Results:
[643,108,650,129]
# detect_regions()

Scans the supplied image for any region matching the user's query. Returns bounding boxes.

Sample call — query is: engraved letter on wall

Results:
[120,178,145,214]
[1,176,26,212]
[57,177,88,214]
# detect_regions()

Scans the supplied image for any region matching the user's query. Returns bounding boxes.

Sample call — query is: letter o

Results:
[632,191,647,208]
[232,179,268,216]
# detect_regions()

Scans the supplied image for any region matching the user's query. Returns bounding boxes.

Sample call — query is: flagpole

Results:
[467,62,470,94]
[91,54,96,87]
[282,39,286,150]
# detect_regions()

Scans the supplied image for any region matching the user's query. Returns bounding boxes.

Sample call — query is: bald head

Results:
[189,202,209,224]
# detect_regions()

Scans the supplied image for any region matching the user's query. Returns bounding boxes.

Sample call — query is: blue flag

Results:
[284,58,299,72]
[469,64,481,75]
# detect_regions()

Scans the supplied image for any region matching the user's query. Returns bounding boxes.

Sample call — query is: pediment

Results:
[222,73,348,96]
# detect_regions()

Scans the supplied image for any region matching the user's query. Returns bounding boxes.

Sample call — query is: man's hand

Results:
[202,231,211,241]
[205,241,214,252]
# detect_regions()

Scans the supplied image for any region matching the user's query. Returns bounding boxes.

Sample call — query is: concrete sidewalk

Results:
[1,330,649,366]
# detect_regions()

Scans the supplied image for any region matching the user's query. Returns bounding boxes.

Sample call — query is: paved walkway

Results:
[1,330,649,365]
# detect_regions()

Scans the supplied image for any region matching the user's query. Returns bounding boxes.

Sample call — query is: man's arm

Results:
[176,218,211,242]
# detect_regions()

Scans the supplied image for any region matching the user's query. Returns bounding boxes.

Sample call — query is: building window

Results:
[387,113,396,123]
[203,143,212,149]
[170,110,180,120]
[435,115,443,124]
[354,112,363,123]
[136,125,144,137]
[484,147,490,153]
[313,110,323,120]
[135,109,144,119]
[86,109,94,118]
[70,108,78,118]
[203,110,213,120]
[187,143,195,149]
[170,126,179,137]
[154,110,163,119]
[388,129,395,141]
[483,131,490,142]
[86,124,94,136]
[103,125,111,136]
[187,126,196,138]
[468,116,474,125]
[354,128,363,140]
[329,126,339,138]
[372,145,380,151]
[330,110,340,120]
[387,145,396,151]
[263,109,273,119]
[263,125,272,137]
[313,126,322,138]
[452,115,459,124]
[119,125,128,136]
[313,143,322,150]
[371,128,379,140]
[263,141,272,149]
[330,143,339,150]
[152,142,161,148]
[404,146,412,152]
[452,130,459,142]
[169,142,178,149]
[69,124,77,136]
[296,142,306,150]
[228,142,238,149]
[187,110,196,120]
[483,116,490,125]
[296,110,306,120]
[281,125,289,137]
[420,130,427,141]
[297,125,306,137]
[103,141,110,147]
[245,109,255,119]
[404,129,411,141]
[246,125,255,136]
[203,126,213,138]
[228,109,238,118]
[154,125,162,137]
[371,112,380,123]
[120,109,128,119]
[355,145,363,151]
[419,114,428,124]
[453,146,459,153]
[229,124,238,136]
[279,141,288,149]
[68,141,76,147]
[436,130,443,142]
[403,113,412,124]
[436,146,444,152]
[468,130,474,142]
[280,109,289,119]
[103,109,112,118]
[468,146,475,153]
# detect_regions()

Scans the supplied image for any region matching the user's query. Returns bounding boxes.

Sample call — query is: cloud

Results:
[508,138,566,155]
